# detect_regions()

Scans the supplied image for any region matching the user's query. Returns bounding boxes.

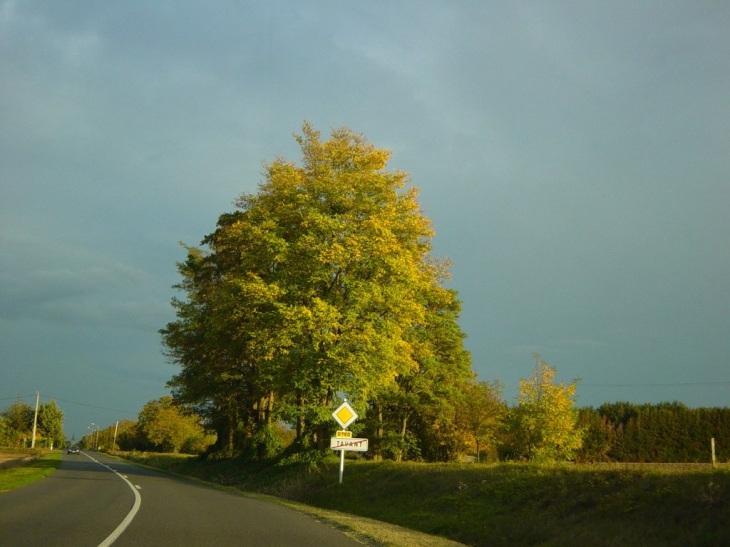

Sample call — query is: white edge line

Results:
[82,452,142,547]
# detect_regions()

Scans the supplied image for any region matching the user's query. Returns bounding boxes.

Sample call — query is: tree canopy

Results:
[1,400,34,447]
[137,396,207,453]
[37,400,65,448]
[505,355,583,462]
[457,380,505,462]
[161,123,474,459]
[0,399,65,448]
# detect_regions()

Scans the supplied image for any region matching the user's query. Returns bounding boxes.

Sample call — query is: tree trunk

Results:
[316,388,335,451]
[266,391,274,426]
[396,413,409,463]
[296,393,304,441]
[256,391,275,426]
[372,403,384,461]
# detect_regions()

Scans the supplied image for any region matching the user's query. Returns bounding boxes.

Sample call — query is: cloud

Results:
[21,296,171,331]
[2,0,730,441]
[0,229,167,329]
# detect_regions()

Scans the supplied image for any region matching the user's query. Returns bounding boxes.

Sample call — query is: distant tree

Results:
[597,401,640,427]
[114,419,147,451]
[137,397,207,453]
[1,400,34,447]
[566,403,730,464]
[506,356,583,462]
[0,416,12,446]
[575,407,617,462]
[457,380,505,462]
[37,400,65,449]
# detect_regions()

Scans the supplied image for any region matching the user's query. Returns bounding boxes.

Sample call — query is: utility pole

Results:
[31,392,40,448]
[113,421,119,451]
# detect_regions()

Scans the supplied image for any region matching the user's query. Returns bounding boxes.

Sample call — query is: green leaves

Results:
[162,123,469,457]
[0,400,65,448]
[37,401,64,448]
[507,356,583,462]
[137,397,206,453]
[457,380,505,462]
[0,401,34,447]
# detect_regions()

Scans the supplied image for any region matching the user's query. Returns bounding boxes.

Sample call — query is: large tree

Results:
[162,123,470,457]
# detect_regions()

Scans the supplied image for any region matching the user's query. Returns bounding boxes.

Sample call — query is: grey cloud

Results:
[2,1,729,439]
[0,229,159,328]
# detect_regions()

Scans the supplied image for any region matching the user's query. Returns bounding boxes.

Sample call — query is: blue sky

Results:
[2,1,729,440]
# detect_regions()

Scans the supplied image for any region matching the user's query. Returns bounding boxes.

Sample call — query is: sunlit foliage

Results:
[161,123,474,460]
[456,380,506,462]
[505,355,583,462]
[1,401,34,447]
[137,396,209,453]
[37,400,65,448]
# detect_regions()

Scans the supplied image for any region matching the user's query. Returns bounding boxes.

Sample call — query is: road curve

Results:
[0,451,135,545]
[0,451,364,546]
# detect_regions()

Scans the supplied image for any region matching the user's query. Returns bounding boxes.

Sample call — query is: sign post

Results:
[331,400,367,484]
[339,445,344,484]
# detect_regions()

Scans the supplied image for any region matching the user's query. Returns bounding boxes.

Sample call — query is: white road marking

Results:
[82,452,142,547]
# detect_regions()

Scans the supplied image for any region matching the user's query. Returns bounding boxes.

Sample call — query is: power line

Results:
[0,394,138,415]
[45,396,138,416]
[0,395,37,402]
[581,381,730,388]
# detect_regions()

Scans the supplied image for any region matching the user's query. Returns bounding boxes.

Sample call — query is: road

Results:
[0,451,363,546]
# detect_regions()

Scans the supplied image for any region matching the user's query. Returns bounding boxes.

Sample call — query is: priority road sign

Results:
[332,401,358,429]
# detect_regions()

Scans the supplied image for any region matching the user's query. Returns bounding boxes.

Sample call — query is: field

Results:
[0,447,45,469]
[120,453,730,547]
[0,450,61,491]
[0,453,28,466]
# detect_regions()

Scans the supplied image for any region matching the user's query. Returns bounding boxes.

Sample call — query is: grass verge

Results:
[117,451,465,547]
[116,452,730,547]
[0,450,61,492]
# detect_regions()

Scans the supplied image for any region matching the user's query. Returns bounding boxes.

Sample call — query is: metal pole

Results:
[339,448,345,484]
[31,392,40,448]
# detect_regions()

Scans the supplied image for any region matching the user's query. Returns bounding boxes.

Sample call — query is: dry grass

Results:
[253,494,469,547]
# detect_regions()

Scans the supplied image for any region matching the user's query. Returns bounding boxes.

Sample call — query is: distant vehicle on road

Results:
[67,446,80,454]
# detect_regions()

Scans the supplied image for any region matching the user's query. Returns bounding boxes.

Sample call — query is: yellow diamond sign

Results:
[332,401,358,429]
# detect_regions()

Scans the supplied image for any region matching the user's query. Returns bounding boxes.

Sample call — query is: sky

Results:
[1,1,729,440]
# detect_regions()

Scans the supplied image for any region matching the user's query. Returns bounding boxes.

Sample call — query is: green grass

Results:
[0,450,61,492]
[116,453,730,547]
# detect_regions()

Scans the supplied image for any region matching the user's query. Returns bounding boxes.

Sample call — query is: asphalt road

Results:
[0,451,363,546]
